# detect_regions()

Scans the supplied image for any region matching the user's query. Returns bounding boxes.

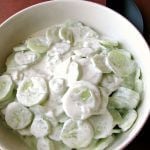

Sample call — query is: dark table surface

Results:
[0,0,149,150]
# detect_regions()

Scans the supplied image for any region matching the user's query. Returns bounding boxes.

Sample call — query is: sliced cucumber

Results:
[0,75,14,102]
[14,51,40,65]
[17,77,48,107]
[119,109,137,131]
[37,137,55,150]
[59,26,74,44]
[60,119,94,149]
[121,73,135,90]
[100,73,122,95]
[134,67,143,94]
[46,25,60,44]
[91,53,111,73]
[81,136,114,150]
[99,39,119,49]
[13,44,28,52]
[5,102,33,129]
[62,81,101,120]
[108,109,122,126]
[0,95,15,109]
[107,50,136,77]
[30,116,51,138]
[94,135,114,150]
[27,37,49,54]
[135,79,143,94]
[109,87,140,109]
[89,111,113,139]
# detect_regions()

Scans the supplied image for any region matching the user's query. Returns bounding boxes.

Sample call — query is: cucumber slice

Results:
[27,37,49,54]
[62,81,101,120]
[122,73,135,90]
[46,25,60,44]
[37,137,55,150]
[89,111,113,139]
[30,116,51,138]
[5,102,33,130]
[108,109,122,126]
[94,136,114,150]
[100,73,122,95]
[0,75,14,102]
[117,49,131,58]
[67,61,80,86]
[14,51,40,65]
[13,44,28,52]
[60,119,94,149]
[119,109,137,131]
[134,67,143,94]
[107,50,136,77]
[0,93,15,109]
[99,39,119,49]
[135,79,143,94]
[109,87,140,109]
[59,26,74,44]
[91,53,111,73]
[80,136,114,150]
[17,77,48,107]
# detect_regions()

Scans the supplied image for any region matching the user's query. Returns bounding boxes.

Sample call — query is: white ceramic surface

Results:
[0,0,150,150]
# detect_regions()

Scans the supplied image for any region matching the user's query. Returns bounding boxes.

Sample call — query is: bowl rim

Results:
[0,0,149,150]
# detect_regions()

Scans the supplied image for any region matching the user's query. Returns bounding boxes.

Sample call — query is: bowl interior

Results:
[0,0,150,150]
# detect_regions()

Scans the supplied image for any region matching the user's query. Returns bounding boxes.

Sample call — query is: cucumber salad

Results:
[0,20,143,150]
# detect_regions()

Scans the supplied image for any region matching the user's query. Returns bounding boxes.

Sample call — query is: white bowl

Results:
[0,0,150,150]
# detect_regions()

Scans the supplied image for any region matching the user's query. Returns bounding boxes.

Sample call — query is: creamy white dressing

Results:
[0,20,142,150]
